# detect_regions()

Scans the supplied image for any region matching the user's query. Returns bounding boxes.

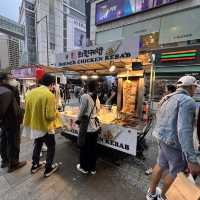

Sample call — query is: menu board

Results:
[96,0,183,25]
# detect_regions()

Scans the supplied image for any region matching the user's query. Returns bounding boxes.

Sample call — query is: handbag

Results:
[77,102,95,147]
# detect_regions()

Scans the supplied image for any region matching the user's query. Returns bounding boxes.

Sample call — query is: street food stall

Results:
[57,39,152,156]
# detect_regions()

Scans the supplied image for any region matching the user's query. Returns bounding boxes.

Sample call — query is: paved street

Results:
[0,134,152,200]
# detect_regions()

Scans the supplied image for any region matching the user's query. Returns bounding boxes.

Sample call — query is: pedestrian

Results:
[0,72,27,172]
[164,84,176,95]
[146,84,177,176]
[146,75,200,200]
[23,73,58,177]
[106,80,117,105]
[76,80,101,175]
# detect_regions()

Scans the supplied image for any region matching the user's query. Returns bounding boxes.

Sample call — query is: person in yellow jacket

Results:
[23,74,58,177]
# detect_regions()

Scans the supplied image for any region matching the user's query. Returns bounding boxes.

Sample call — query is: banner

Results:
[61,114,137,156]
[96,0,183,25]
[56,36,139,67]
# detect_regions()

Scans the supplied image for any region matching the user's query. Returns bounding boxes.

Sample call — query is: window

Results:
[74,28,86,47]
[50,43,55,50]
[64,30,67,38]
[64,39,67,47]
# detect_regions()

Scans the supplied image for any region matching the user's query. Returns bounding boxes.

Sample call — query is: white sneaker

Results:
[76,164,88,174]
[146,189,157,200]
[91,171,96,175]
[157,194,167,200]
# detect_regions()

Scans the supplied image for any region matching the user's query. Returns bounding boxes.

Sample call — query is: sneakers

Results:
[146,189,157,200]
[44,165,59,177]
[31,163,43,174]
[146,189,167,200]
[145,168,153,175]
[8,161,27,173]
[90,171,96,175]
[157,194,167,200]
[76,164,88,174]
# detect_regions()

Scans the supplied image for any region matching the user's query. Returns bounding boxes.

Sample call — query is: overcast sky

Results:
[0,0,21,22]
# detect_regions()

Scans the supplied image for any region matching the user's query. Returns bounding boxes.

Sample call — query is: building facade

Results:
[0,33,20,69]
[91,0,200,47]
[19,0,36,65]
[19,0,86,66]
[90,0,200,100]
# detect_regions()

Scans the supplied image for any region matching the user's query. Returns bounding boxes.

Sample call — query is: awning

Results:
[62,57,134,75]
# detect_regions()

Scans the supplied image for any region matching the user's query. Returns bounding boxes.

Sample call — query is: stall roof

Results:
[62,58,135,75]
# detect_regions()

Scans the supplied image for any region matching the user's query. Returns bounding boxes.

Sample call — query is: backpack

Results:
[0,86,23,127]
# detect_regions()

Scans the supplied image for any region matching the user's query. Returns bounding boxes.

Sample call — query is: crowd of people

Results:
[0,71,200,198]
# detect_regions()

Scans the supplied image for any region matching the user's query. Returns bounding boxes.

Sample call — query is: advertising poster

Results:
[136,0,154,12]
[96,0,183,25]
[96,0,136,25]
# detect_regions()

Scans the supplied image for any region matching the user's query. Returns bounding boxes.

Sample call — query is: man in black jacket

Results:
[0,72,26,172]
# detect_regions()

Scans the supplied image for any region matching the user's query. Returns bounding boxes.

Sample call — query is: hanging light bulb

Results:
[81,75,88,80]
[109,65,116,72]
[91,75,99,79]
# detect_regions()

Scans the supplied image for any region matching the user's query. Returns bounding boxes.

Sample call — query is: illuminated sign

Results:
[96,0,183,25]
[160,50,197,62]
[154,47,200,66]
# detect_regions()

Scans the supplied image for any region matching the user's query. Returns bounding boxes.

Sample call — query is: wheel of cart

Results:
[136,113,156,160]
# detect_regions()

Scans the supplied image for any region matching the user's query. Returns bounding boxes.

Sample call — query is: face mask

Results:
[8,79,18,87]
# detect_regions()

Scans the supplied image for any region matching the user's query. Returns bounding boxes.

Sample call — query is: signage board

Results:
[154,46,200,66]
[56,36,139,67]
[61,114,137,156]
[11,67,36,79]
[96,0,183,25]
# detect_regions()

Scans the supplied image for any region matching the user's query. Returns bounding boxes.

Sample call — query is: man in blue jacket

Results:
[146,75,200,200]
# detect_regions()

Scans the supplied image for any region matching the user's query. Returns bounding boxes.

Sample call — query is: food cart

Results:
[57,40,152,156]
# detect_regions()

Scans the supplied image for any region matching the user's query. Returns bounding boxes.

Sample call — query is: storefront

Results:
[56,38,152,156]
[150,45,200,101]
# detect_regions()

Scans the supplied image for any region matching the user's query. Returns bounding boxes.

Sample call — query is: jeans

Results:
[32,134,55,169]
[80,131,98,171]
[0,127,20,166]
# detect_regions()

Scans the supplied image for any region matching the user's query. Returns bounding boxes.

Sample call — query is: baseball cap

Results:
[177,75,199,87]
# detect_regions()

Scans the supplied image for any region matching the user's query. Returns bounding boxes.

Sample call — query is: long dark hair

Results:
[87,80,97,102]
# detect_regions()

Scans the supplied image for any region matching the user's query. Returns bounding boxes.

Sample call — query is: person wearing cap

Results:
[0,72,27,172]
[146,75,200,200]
[23,73,58,177]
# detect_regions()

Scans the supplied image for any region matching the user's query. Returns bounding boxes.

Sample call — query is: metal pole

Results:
[35,9,38,64]
[149,64,153,102]
[45,16,49,66]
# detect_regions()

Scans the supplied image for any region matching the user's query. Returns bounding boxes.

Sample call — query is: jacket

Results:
[153,88,200,163]
[78,93,100,133]
[0,85,20,129]
[23,86,56,133]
